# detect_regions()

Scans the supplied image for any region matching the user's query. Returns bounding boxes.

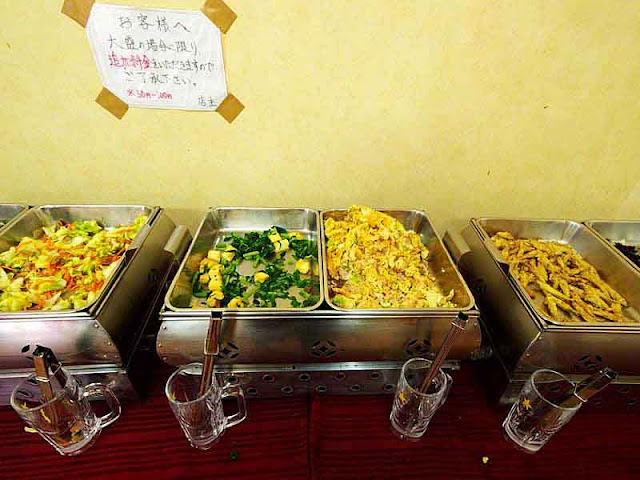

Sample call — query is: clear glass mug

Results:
[503,369,582,453]
[11,370,121,456]
[390,358,452,439]
[166,363,247,450]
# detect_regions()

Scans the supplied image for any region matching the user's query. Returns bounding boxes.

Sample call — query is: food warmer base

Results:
[0,208,193,405]
[443,221,640,405]
[157,206,483,397]
[157,309,485,397]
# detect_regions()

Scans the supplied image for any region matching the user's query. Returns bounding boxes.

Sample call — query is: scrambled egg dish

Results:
[324,206,455,309]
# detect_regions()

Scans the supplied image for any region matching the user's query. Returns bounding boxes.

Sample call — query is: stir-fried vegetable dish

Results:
[324,205,455,309]
[0,216,147,312]
[192,226,319,308]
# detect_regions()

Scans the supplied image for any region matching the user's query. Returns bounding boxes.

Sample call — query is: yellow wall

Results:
[1,1,639,235]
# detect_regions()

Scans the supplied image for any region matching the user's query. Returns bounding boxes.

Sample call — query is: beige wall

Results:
[1,1,639,234]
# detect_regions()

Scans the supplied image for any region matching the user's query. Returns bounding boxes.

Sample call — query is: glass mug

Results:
[166,363,247,450]
[503,369,582,453]
[11,370,121,456]
[390,358,452,439]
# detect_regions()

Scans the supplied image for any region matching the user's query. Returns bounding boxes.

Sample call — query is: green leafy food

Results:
[194,225,319,309]
[290,238,317,260]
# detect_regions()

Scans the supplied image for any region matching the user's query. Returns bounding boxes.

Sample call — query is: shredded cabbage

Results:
[0,216,147,312]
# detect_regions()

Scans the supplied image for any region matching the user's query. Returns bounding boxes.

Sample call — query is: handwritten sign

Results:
[86,4,227,110]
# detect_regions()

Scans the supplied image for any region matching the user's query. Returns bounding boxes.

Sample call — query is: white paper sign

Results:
[86,4,227,110]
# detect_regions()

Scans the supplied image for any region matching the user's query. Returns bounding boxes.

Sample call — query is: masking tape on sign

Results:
[216,94,244,123]
[61,0,95,27]
[201,0,237,33]
[95,88,129,119]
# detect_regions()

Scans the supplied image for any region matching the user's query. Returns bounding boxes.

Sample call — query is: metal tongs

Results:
[28,346,68,428]
[557,368,618,408]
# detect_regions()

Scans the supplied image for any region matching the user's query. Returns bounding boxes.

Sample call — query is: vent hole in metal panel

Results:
[310,340,338,358]
[334,372,347,381]
[370,372,381,380]
[246,387,258,395]
[298,373,311,382]
[281,386,294,395]
[404,338,432,357]
[383,384,395,392]
[226,375,239,385]
[618,386,631,395]
[316,385,328,394]
[627,398,637,407]
[349,384,362,392]
[572,354,603,374]
[261,374,275,383]
[218,341,240,360]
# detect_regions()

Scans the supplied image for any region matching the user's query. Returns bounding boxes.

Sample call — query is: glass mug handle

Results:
[82,383,122,429]
[221,383,247,428]
[439,373,453,408]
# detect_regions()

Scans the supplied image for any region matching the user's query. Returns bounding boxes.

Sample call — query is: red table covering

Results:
[1,365,638,479]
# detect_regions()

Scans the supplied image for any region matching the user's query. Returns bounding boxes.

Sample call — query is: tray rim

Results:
[0,203,30,235]
[584,219,640,276]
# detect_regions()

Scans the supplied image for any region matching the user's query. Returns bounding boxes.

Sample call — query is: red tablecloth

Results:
[1,365,639,480]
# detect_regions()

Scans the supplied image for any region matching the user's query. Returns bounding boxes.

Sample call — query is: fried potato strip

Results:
[492,231,631,323]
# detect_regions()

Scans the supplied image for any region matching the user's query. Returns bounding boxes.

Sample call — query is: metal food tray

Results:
[321,209,473,314]
[166,207,324,312]
[0,204,156,317]
[0,204,29,233]
[585,220,640,274]
[474,218,640,327]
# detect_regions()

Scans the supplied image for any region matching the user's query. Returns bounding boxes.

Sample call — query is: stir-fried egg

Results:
[324,206,454,309]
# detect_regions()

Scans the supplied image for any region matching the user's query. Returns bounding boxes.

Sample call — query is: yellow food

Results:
[492,231,631,323]
[295,258,311,275]
[274,238,289,253]
[207,250,222,262]
[254,271,269,283]
[324,205,454,309]
[227,297,245,308]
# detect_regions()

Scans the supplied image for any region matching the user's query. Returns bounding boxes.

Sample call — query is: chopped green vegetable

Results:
[194,225,319,308]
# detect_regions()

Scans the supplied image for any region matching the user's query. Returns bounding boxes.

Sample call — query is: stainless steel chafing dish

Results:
[158,207,482,398]
[0,204,30,233]
[0,205,191,404]
[447,217,640,404]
